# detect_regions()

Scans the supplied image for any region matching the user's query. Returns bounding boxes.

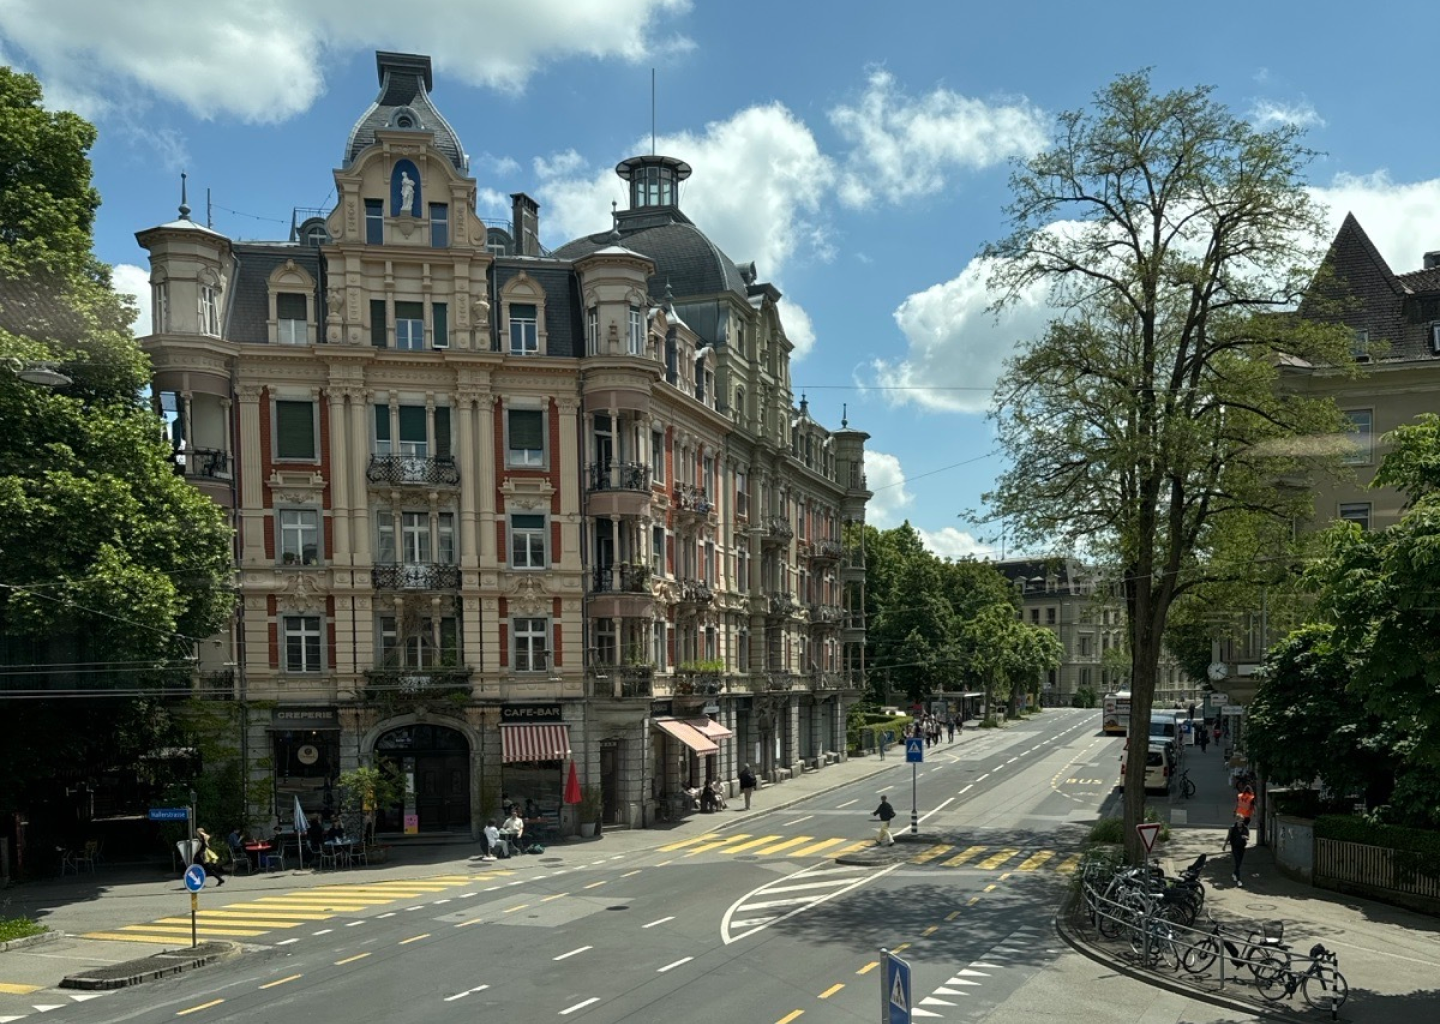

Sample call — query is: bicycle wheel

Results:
[1248,948,1291,1001]
[1096,888,1132,939]
[1303,969,1349,1010]
[1182,777,1197,798]
[1180,933,1220,974]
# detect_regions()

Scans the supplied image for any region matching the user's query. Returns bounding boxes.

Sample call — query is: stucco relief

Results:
[276,570,328,613]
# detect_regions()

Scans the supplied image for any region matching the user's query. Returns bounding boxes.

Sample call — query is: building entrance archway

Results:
[374,723,471,833]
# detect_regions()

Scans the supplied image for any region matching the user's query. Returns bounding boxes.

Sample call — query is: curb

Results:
[0,929,59,954]
[1052,896,1315,1024]
[60,941,239,991]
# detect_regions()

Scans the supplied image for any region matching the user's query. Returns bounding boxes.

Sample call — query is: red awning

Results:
[652,718,718,756]
[687,718,735,742]
[500,724,571,763]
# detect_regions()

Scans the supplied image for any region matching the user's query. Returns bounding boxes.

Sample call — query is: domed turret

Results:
[344,52,467,172]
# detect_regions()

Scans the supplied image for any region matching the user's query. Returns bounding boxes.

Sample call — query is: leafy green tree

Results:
[982,71,1354,861]
[0,68,235,820]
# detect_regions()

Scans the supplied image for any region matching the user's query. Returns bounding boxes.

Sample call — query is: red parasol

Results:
[563,760,582,805]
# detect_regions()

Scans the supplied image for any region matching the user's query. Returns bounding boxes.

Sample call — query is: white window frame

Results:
[1342,409,1373,465]
[651,429,665,483]
[152,282,168,333]
[278,508,321,566]
[394,304,425,351]
[587,307,599,355]
[651,524,666,575]
[509,304,539,356]
[513,617,549,673]
[652,619,668,671]
[510,513,548,570]
[1339,502,1371,531]
[283,615,323,673]
[505,407,546,468]
[199,284,220,336]
[628,305,644,355]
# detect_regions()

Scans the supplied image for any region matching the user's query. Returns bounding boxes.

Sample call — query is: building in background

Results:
[136,52,869,838]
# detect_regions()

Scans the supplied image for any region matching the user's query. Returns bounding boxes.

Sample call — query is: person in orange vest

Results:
[1235,784,1256,823]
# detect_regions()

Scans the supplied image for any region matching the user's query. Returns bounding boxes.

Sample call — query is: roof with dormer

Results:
[344,52,467,172]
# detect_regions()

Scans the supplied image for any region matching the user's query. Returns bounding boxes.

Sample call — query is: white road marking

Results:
[553,946,592,961]
[836,799,857,809]
[780,815,813,827]
[560,997,600,1015]
[918,796,955,824]
[433,899,451,905]
[642,916,674,929]
[958,784,973,794]
[976,774,990,782]
[275,938,299,946]
[1005,757,1018,764]
[722,862,900,945]
[656,956,693,973]
[378,912,396,918]
[346,921,364,927]
[313,929,332,936]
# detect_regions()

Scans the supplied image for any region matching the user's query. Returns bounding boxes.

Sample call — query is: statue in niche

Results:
[398,171,416,216]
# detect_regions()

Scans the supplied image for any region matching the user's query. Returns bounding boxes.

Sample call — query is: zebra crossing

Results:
[82,873,509,945]
[722,863,884,944]
[909,923,1055,1018]
[659,833,1082,875]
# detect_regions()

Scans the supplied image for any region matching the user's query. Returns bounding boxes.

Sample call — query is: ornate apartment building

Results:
[136,52,870,838]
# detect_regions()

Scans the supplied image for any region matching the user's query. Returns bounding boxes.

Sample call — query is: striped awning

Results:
[652,718,718,756]
[500,724,571,763]
[687,718,735,742]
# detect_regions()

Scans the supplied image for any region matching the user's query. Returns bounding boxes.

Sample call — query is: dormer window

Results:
[1431,323,1440,354]
[277,293,308,344]
[1351,329,1370,362]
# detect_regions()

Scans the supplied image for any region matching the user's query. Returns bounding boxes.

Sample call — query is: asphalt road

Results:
[46,710,1252,1024]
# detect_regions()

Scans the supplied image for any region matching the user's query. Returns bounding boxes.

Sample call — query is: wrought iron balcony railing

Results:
[363,667,472,700]
[676,578,715,606]
[367,454,460,487]
[587,461,651,493]
[672,483,714,517]
[196,669,236,699]
[372,562,461,590]
[812,539,844,562]
[763,515,794,543]
[809,603,845,625]
[592,564,652,594]
[177,447,230,480]
[768,591,802,617]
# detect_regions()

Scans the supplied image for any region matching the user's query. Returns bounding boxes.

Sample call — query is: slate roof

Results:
[492,263,584,358]
[553,212,751,308]
[344,52,466,172]
[228,244,322,345]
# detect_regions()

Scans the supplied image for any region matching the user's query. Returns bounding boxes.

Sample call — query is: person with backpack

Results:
[872,795,898,846]
[194,827,226,886]
[1226,817,1250,886]
[738,764,757,810]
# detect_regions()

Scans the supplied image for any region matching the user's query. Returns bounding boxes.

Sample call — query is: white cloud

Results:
[111,263,151,338]
[916,526,994,561]
[534,149,587,180]
[1250,97,1325,129]
[863,450,913,527]
[0,0,690,122]
[535,103,834,359]
[830,68,1047,209]
[1311,172,1440,271]
[872,256,1051,414]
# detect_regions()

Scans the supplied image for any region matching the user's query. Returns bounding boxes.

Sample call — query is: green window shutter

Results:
[432,302,448,348]
[434,406,451,458]
[511,514,545,530]
[374,405,390,444]
[509,409,543,451]
[276,401,315,460]
[398,405,427,445]
[370,299,387,348]
[511,303,537,321]
[394,301,424,321]
[276,292,307,319]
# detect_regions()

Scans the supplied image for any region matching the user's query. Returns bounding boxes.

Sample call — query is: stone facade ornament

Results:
[510,574,548,614]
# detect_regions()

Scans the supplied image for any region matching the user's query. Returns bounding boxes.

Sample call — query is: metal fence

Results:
[1315,837,1440,903]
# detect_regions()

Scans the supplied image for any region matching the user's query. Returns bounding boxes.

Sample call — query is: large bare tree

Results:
[982,71,1353,861]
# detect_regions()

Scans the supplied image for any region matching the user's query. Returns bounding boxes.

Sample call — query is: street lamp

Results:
[4,357,71,388]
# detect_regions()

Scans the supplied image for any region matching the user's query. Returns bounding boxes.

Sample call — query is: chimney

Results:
[1424,251,1440,271]
[511,193,540,257]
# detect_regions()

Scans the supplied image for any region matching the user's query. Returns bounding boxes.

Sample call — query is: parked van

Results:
[1119,740,1175,793]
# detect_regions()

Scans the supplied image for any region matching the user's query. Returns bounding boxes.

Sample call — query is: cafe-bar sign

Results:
[500,703,564,723]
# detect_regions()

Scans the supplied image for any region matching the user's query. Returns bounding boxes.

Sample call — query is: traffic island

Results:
[60,941,238,991]
[835,831,928,866]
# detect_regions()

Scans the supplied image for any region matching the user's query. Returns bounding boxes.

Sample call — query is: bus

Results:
[1102,691,1131,735]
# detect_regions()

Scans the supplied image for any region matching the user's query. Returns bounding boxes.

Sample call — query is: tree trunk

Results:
[1122,584,1164,864]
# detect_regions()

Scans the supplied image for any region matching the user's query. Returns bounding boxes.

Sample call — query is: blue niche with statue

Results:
[391,159,421,217]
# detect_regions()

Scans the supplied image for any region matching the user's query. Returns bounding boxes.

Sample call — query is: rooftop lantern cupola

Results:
[615,154,691,210]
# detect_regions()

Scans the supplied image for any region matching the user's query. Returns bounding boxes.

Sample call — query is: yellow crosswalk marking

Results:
[686,834,752,855]
[121,924,269,937]
[1017,850,1056,871]
[977,848,1020,870]
[720,834,783,854]
[831,841,871,858]
[197,909,332,920]
[0,983,41,995]
[755,836,815,855]
[82,931,189,944]
[279,892,397,902]
[659,834,718,852]
[909,844,955,865]
[1056,853,1083,875]
[789,837,846,857]
[155,916,299,931]
[940,845,988,867]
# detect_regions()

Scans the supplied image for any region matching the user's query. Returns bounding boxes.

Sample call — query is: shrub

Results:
[0,918,47,943]
[1088,817,1125,844]
[1315,815,1440,858]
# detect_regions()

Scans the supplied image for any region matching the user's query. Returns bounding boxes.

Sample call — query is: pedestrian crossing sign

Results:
[883,949,911,1022]
[905,738,924,763]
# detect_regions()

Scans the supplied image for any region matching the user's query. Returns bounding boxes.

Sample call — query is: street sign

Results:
[148,807,189,821]
[1210,693,1229,706]
[1221,705,1244,717]
[904,738,924,764]
[183,864,206,893]
[882,948,912,1023]
[702,702,721,715]
[1136,822,1162,855]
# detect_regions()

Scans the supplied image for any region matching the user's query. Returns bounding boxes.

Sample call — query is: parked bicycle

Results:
[1180,914,1289,983]
[1175,768,1196,799]
[1256,942,1349,1009]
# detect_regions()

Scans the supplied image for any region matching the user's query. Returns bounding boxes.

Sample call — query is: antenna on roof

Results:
[841,403,848,429]
[651,68,656,156]
[178,171,190,221]
[206,188,213,230]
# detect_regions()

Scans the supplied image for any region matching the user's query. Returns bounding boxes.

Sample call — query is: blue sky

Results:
[5,1,1440,558]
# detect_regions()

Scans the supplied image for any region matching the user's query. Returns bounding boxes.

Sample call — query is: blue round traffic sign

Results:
[183,864,207,892]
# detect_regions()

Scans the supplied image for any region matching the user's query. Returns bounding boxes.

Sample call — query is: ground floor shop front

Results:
[244,690,856,840]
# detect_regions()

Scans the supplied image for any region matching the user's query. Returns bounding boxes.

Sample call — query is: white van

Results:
[1119,740,1174,793]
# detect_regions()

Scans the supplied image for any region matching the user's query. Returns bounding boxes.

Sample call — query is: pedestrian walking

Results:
[1234,784,1255,824]
[1226,817,1249,886]
[1198,725,1209,753]
[946,717,956,743]
[738,764,757,810]
[194,827,226,886]
[872,795,897,825]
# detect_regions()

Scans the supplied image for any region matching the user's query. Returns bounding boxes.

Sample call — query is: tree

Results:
[0,69,235,823]
[982,71,1353,861]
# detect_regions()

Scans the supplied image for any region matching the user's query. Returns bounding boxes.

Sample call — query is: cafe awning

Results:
[687,718,734,742]
[500,723,572,763]
[652,718,718,756]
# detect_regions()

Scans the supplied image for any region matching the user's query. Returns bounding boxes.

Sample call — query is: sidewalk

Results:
[1060,732,1440,1022]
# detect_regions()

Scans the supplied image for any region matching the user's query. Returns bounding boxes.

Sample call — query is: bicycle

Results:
[1180,915,1290,984]
[1255,943,1349,1009]
[1175,768,1196,799]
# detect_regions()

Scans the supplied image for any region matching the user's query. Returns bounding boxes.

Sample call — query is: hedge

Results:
[1315,815,1440,859]
[848,715,912,754]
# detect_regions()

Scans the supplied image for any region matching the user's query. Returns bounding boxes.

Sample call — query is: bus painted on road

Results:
[1102,691,1131,735]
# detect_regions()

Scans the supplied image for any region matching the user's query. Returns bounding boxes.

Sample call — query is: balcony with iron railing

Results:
[676,578,715,607]
[196,669,236,699]
[672,483,714,519]
[362,666,472,702]
[367,454,460,488]
[809,603,845,626]
[592,563,652,594]
[749,672,800,693]
[762,515,794,545]
[372,562,461,590]
[175,447,231,481]
[810,669,845,691]
[811,539,844,563]
[587,461,650,493]
[768,591,802,618]
[588,663,654,699]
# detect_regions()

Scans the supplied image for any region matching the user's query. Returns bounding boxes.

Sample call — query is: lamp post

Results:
[3,357,71,388]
